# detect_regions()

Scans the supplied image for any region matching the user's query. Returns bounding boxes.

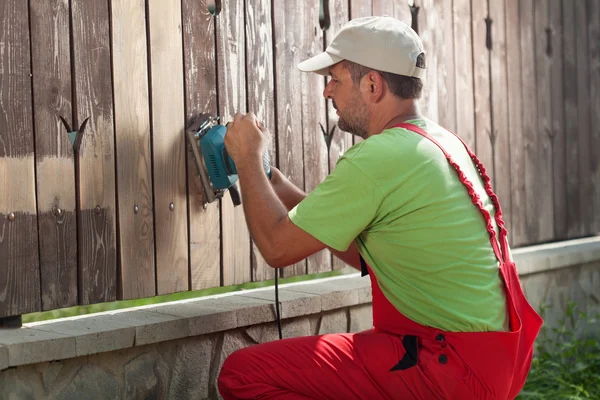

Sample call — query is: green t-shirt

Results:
[289,118,508,332]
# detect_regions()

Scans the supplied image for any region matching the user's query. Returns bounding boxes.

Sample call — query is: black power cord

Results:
[274,272,283,339]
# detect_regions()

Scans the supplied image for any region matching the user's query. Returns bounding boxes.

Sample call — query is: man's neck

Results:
[367,101,422,137]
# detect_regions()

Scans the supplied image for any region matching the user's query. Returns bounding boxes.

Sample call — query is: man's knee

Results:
[218,347,252,397]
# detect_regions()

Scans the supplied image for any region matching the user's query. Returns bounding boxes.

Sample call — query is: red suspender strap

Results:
[393,123,509,265]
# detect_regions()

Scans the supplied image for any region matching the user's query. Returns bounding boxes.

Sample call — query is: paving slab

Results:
[107,310,190,347]
[0,328,76,367]
[236,288,322,319]
[152,301,238,336]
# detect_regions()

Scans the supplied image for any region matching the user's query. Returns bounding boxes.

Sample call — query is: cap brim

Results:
[297,51,344,76]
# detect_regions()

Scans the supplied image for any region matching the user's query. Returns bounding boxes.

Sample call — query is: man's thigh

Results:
[217,329,441,400]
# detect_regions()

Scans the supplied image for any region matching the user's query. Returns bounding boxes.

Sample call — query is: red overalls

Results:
[218,123,543,400]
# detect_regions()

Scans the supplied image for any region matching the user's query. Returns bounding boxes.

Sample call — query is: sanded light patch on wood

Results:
[148,0,189,295]
[0,157,37,213]
[110,0,156,299]
[36,157,76,212]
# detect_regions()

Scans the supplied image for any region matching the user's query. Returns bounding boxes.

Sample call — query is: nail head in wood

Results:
[95,205,102,215]
[134,205,139,214]
[8,212,15,221]
[169,202,175,211]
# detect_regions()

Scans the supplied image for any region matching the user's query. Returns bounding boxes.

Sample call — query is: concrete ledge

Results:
[0,236,598,371]
[513,236,600,275]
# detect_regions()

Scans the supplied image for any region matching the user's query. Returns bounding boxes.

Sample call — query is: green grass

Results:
[23,269,351,324]
[518,302,600,399]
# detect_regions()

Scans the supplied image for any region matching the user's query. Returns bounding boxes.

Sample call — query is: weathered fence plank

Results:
[0,0,41,316]
[453,0,476,150]
[436,0,457,133]
[521,0,540,245]
[147,0,189,294]
[489,0,512,235]
[416,0,439,122]
[29,0,77,310]
[182,0,220,290]
[71,0,118,305]
[549,0,568,240]
[471,0,493,191]
[506,0,527,247]
[217,0,251,285]
[110,0,156,299]
[245,0,277,282]
[576,1,593,236]
[590,0,600,234]
[563,1,582,238]
[301,1,331,275]
[534,0,555,242]
[273,1,308,277]
[327,0,352,272]
[372,0,411,24]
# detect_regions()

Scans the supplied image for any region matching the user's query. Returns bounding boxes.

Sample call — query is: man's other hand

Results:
[224,112,270,168]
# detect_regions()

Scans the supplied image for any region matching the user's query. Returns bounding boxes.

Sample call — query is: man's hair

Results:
[340,53,425,99]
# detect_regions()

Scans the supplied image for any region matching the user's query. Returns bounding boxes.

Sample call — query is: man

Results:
[218,16,542,400]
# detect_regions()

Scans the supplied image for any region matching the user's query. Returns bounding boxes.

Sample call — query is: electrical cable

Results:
[274,272,283,339]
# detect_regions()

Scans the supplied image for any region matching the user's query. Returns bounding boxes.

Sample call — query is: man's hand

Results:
[224,112,270,168]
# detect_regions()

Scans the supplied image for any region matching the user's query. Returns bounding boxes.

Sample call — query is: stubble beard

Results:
[336,98,369,140]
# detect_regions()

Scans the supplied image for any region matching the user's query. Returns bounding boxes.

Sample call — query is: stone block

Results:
[0,328,76,367]
[124,352,169,400]
[237,288,321,319]
[152,301,237,336]
[246,317,312,343]
[318,310,349,334]
[349,304,373,333]
[0,346,7,371]
[168,336,216,399]
[107,310,190,346]
[28,317,135,357]
[55,364,121,400]
[0,367,42,400]
[285,278,366,311]
[201,295,276,327]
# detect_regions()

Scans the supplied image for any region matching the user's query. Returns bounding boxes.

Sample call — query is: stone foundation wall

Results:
[0,305,372,400]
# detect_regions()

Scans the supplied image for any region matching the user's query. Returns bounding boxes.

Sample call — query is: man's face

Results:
[324,64,370,139]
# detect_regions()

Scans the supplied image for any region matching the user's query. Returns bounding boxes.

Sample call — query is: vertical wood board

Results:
[182,0,220,290]
[30,0,77,310]
[0,0,41,316]
[148,0,189,294]
[110,0,156,299]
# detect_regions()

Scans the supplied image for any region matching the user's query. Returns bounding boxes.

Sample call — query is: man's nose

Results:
[323,79,334,99]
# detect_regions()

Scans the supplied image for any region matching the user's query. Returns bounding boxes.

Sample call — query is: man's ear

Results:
[363,70,385,102]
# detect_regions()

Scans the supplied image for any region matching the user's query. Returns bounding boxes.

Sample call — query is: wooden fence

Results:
[0,0,598,319]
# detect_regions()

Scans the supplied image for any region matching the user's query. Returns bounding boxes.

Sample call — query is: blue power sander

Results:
[186,113,271,207]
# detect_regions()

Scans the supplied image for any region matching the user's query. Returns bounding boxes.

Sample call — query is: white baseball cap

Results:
[298,16,425,78]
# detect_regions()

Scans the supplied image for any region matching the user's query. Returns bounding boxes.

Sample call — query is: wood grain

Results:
[0,0,41,317]
[303,0,331,274]
[520,0,540,245]
[589,0,600,234]
[489,0,512,238]
[471,0,493,196]
[417,0,439,122]
[272,1,307,278]
[436,0,457,132]
[372,0,410,24]
[216,0,251,285]
[453,0,476,149]
[549,0,568,240]
[182,0,220,290]
[245,0,277,282]
[110,0,156,299]
[147,0,189,294]
[505,0,527,246]
[326,0,352,272]
[29,0,77,310]
[562,1,582,238]
[534,0,555,242]
[575,1,593,236]
[350,0,372,21]
[71,0,118,304]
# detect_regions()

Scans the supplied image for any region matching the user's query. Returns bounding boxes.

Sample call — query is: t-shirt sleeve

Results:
[288,157,383,252]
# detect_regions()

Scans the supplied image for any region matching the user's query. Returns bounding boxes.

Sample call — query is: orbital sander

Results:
[186,113,272,207]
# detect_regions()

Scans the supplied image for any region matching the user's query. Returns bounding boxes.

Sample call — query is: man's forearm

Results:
[270,169,307,210]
